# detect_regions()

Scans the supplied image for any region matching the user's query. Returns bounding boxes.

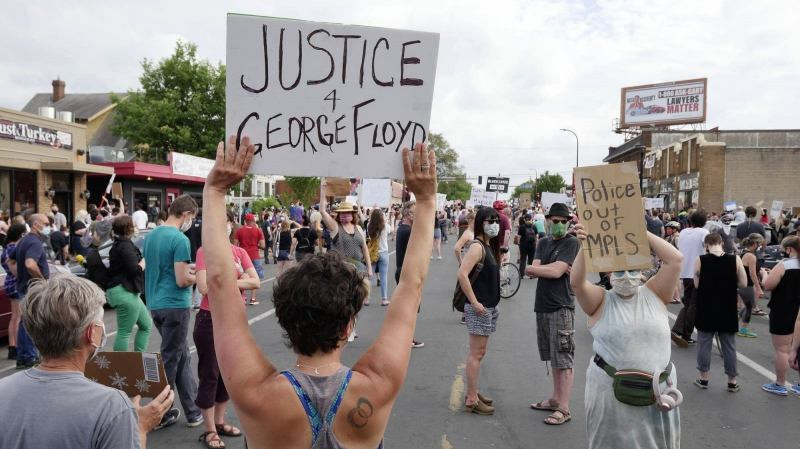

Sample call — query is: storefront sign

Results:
[575,162,651,272]
[620,78,707,128]
[0,118,72,150]
[171,152,215,179]
[226,14,440,179]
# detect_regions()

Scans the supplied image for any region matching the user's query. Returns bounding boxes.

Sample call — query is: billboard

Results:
[619,78,707,128]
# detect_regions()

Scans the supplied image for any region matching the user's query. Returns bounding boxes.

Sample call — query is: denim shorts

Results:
[252,258,265,279]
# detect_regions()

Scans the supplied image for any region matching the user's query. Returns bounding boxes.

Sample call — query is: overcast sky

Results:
[2,0,798,190]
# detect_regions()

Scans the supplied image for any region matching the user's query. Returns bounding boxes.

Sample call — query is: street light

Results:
[560,128,579,167]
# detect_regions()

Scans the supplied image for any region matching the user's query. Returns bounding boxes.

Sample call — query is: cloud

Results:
[2,0,798,193]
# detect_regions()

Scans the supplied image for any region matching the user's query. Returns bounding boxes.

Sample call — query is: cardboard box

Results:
[85,352,168,398]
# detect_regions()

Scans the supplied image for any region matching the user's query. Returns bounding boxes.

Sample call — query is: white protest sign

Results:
[541,192,569,211]
[724,201,737,212]
[468,187,493,208]
[345,195,359,206]
[436,193,447,211]
[644,197,664,210]
[104,173,116,195]
[770,200,784,219]
[359,178,392,208]
[226,14,440,179]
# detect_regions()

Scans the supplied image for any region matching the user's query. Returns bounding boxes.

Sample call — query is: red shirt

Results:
[498,212,511,249]
[195,245,254,311]
[235,224,265,260]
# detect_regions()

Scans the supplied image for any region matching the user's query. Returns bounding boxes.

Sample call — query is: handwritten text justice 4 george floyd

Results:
[234,26,429,155]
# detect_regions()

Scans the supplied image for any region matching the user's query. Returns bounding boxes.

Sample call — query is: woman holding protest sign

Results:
[201,136,436,449]
[570,223,683,449]
[320,187,373,279]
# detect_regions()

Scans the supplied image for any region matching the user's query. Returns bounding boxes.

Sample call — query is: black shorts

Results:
[769,307,798,335]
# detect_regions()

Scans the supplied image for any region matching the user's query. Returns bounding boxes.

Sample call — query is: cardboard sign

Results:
[519,192,532,209]
[724,201,737,212]
[486,177,510,193]
[359,178,392,208]
[326,178,353,197]
[85,352,168,398]
[541,192,569,211]
[226,14,440,179]
[112,182,123,200]
[793,206,800,217]
[770,200,784,219]
[468,187,494,208]
[574,162,651,272]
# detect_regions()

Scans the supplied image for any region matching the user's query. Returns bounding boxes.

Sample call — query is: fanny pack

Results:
[594,354,671,407]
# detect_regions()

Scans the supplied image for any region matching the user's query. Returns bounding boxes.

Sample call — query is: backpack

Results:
[85,246,109,290]
[452,241,485,312]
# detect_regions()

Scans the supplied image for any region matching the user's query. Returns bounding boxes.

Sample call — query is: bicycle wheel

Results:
[500,262,521,299]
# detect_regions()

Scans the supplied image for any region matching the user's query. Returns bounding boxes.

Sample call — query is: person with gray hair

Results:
[0,275,174,449]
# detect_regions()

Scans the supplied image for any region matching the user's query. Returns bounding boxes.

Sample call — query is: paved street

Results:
[2,237,798,449]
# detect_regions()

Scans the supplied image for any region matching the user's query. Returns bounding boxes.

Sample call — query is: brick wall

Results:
[698,143,726,212]
[724,147,800,208]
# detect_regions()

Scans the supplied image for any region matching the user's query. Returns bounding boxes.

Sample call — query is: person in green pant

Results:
[107,215,152,351]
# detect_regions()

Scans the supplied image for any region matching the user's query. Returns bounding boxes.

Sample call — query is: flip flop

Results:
[530,399,559,411]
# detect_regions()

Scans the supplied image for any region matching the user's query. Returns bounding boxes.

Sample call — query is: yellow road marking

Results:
[448,363,466,412]
[441,433,454,449]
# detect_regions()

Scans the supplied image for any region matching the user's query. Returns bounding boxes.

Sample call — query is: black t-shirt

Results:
[184,218,202,262]
[736,220,766,240]
[518,222,537,249]
[294,227,317,254]
[50,231,68,252]
[395,223,412,276]
[279,230,293,251]
[533,234,580,313]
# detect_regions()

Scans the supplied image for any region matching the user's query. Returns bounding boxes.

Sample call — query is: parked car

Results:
[0,258,71,339]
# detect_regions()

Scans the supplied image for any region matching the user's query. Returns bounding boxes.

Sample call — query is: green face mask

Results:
[551,222,567,237]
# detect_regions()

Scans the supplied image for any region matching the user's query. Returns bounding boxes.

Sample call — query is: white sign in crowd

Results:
[226,14,440,179]
[358,178,392,208]
[468,187,494,208]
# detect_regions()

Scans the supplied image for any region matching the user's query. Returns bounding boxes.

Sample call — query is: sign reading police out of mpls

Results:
[486,177,510,193]
[226,14,440,179]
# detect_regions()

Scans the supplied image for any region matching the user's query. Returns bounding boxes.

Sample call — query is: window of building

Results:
[0,169,37,218]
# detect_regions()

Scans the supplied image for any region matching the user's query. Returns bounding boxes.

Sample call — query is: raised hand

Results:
[206,135,255,193]
[402,143,436,201]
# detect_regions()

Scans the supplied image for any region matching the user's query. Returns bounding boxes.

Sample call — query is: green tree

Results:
[512,179,536,199]
[251,196,282,214]
[427,132,471,201]
[284,176,321,207]
[111,41,225,163]
[535,171,566,193]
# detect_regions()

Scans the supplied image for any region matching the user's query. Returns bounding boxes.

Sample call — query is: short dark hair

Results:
[745,206,757,218]
[272,252,367,356]
[168,194,198,218]
[112,215,135,237]
[689,210,707,228]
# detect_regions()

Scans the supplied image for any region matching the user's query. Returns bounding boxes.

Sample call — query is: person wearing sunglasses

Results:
[570,220,684,449]
[526,202,581,425]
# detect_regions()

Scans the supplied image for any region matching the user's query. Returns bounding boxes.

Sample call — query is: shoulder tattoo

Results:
[347,397,374,428]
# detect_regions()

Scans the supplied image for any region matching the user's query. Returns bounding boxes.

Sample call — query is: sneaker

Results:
[761,383,788,396]
[737,328,758,338]
[186,414,204,428]
[437,256,443,260]
[694,379,709,389]
[7,346,16,360]
[460,316,466,324]
[685,338,697,345]
[670,332,689,348]
[412,340,425,348]
[752,308,768,316]
[154,408,181,430]
[727,382,741,393]
[15,357,40,369]
[790,384,800,396]
[381,299,390,306]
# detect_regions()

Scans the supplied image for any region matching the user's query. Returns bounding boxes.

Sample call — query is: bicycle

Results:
[500,261,521,299]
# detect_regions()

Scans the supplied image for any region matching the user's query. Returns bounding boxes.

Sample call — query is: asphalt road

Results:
[2,236,799,449]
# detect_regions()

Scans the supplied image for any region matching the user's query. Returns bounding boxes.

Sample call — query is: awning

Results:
[41,161,115,175]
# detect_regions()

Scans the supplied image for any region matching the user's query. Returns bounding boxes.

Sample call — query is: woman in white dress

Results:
[570,223,684,449]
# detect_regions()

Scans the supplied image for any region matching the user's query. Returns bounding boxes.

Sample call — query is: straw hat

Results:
[335,202,357,213]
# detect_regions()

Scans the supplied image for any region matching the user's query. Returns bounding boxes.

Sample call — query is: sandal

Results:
[544,408,571,425]
[530,399,559,411]
[199,431,225,449]
[215,423,242,437]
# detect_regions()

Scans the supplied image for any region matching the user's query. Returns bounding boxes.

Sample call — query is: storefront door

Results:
[166,187,180,208]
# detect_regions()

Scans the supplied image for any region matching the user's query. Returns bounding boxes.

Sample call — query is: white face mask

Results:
[484,222,500,238]
[610,270,643,297]
[180,218,193,232]
[41,225,52,236]
[90,320,107,360]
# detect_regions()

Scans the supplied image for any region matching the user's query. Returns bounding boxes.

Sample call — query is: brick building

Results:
[605,129,800,213]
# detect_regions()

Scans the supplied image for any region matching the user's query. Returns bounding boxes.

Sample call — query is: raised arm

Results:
[643,231,683,304]
[202,135,276,412]
[569,223,606,317]
[319,180,339,237]
[353,143,436,401]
